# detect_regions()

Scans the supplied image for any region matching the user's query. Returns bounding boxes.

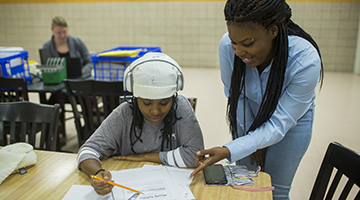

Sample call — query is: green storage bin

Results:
[38,58,67,84]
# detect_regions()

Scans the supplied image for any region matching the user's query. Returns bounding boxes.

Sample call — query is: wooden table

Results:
[0,150,273,200]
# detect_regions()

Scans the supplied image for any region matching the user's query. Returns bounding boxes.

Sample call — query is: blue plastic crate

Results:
[0,51,31,83]
[91,46,162,81]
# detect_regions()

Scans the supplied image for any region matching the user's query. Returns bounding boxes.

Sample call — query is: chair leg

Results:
[59,105,66,138]
[57,106,67,149]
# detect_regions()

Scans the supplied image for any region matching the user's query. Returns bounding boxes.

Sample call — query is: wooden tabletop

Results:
[0,150,272,200]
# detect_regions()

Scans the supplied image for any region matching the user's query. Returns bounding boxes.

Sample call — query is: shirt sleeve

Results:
[42,41,50,49]
[43,36,58,57]
[219,32,234,98]
[77,105,125,170]
[223,38,321,163]
[76,38,93,75]
[159,96,204,168]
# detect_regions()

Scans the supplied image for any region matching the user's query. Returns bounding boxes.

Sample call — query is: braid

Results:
[129,96,144,154]
[130,95,181,153]
[160,94,182,150]
[225,0,290,29]
[248,23,288,133]
[224,0,323,138]
[287,19,324,89]
[227,56,246,139]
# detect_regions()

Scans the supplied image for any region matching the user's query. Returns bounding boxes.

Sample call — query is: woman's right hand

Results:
[190,147,230,178]
[91,170,114,195]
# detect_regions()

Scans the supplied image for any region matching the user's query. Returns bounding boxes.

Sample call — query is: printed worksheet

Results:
[142,165,195,200]
[62,166,194,200]
[110,167,179,200]
[119,179,174,200]
[62,185,116,200]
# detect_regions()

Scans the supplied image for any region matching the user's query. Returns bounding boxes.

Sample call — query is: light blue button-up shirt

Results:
[219,33,321,163]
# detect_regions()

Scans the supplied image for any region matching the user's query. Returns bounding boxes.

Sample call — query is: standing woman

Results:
[191,0,323,199]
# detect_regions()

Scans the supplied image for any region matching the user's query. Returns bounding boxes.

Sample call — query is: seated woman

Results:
[43,16,93,136]
[77,52,204,195]
[43,16,92,75]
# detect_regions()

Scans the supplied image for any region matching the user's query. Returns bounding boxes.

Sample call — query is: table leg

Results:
[38,92,47,104]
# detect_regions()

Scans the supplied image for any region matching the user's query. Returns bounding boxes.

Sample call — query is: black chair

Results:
[1,77,32,140]
[0,77,29,102]
[187,97,197,112]
[309,142,360,200]
[64,79,125,147]
[0,101,60,151]
[119,95,198,112]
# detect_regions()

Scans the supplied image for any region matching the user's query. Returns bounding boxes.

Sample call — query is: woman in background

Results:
[43,16,92,75]
[43,16,93,136]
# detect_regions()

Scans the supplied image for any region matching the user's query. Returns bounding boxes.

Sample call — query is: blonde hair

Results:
[51,16,68,29]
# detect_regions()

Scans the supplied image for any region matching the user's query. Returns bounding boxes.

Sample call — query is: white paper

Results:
[62,185,119,200]
[62,166,195,200]
[142,165,195,200]
[110,167,178,200]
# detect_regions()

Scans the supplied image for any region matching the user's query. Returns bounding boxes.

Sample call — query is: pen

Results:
[90,175,143,194]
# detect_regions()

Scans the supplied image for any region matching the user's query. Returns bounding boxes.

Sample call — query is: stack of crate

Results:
[91,46,162,81]
[0,50,31,82]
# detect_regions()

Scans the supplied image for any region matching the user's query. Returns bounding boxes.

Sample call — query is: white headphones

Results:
[123,53,184,92]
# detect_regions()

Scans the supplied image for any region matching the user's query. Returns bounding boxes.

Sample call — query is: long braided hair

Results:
[128,94,181,154]
[224,0,324,139]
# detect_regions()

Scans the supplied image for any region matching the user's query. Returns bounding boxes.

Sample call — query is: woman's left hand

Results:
[250,148,266,169]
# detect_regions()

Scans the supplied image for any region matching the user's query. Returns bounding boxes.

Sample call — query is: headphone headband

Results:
[123,53,184,92]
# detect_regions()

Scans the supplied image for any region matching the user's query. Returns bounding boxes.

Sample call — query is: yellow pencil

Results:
[90,175,143,194]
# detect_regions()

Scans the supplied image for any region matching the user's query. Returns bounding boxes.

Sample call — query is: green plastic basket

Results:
[38,57,67,84]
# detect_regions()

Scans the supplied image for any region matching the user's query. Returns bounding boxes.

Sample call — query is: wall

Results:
[0,1,359,72]
[354,9,360,75]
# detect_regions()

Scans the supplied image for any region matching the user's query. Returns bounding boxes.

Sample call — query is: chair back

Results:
[309,142,360,200]
[0,77,29,102]
[187,97,197,112]
[64,79,125,147]
[0,101,60,151]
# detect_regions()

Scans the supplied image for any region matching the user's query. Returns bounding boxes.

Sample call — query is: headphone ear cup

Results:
[177,73,183,91]
[124,72,133,92]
